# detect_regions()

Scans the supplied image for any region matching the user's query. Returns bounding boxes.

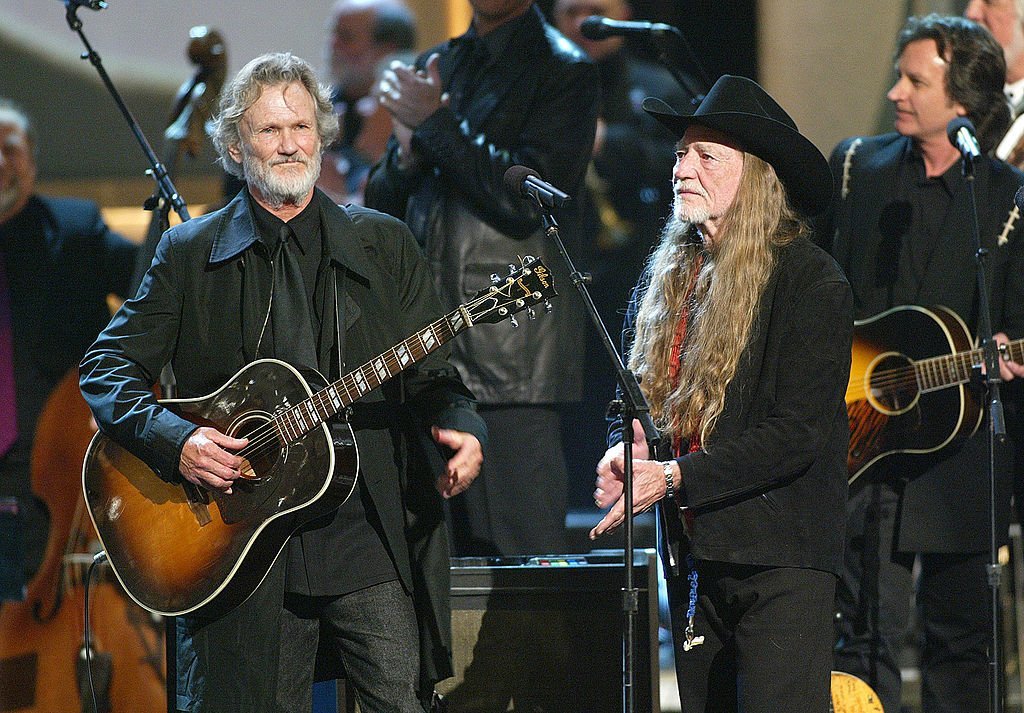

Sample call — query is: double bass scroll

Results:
[131,26,227,295]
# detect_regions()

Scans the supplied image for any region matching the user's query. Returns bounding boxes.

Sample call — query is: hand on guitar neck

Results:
[989,331,1024,382]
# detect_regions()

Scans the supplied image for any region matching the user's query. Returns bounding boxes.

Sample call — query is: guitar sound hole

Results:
[231,414,281,481]
[867,353,919,416]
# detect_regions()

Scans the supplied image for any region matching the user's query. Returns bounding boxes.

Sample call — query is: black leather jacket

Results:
[366,4,600,404]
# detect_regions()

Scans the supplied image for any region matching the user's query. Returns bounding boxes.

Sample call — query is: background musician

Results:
[366,0,600,558]
[965,0,1024,168]
[820,15,1024,713]
[0,98,135,591]
[317,0,417,205]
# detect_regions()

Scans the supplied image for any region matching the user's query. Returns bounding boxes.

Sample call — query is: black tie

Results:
[270,225,319,372]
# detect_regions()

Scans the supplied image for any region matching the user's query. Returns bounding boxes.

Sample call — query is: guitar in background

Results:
[845,304,1023,485]
[830,671,884,712]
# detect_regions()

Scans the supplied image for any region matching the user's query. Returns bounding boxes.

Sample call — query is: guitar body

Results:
[82,359,358,617]
[829,671,884,712]
[847,305,981,484]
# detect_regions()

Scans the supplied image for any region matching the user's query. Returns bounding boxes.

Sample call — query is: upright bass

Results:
[0,28,225,713]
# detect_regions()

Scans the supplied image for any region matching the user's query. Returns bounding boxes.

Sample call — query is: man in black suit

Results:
[366,0,599,557]
[0,99,136,593]
[820,15,1024,713]
[591,74,852,712]
[79,53,485,712]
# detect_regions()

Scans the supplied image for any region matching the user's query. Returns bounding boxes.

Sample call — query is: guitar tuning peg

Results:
[490,273,501,285]
[543,300,554,313]
[508,264,517,274]
[527,307,536,320]
[523,255,535,264]
[509,315,519,328]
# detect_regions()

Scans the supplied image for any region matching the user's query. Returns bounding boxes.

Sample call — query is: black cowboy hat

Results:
[643,74,833,218]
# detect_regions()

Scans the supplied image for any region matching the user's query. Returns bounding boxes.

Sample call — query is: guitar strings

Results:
[231,284,517,464]
[221,286,509,468]
[232,306,467,464]
[846,340,1023,401]
[226,326,452,467]
[845,356,977,400]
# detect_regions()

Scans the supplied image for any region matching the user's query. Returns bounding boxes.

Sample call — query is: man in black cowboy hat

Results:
[822,15,1024,713]
[589,74,853,712]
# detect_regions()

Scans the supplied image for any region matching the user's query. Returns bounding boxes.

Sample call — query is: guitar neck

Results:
[273,306,473,443]
[915,337,1024,392]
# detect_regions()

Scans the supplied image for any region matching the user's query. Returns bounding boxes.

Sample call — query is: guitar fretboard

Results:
[272,308,471,444]
[914,338,1024,392]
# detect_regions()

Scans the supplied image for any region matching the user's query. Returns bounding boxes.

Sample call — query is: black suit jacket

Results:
[821,132,1024,551]
[80,190,486,685]
[0,194,135,579]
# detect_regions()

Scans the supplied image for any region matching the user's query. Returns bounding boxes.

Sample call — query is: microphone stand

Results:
[649,28,713,104]
[61,5,190,712]
[961,151,1006,713]
[536,201,661,713]
[62,0,191,224]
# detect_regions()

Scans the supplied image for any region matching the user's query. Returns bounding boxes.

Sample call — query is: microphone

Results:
[504,166,571,208]
[947,117,981,160]
[580,15,677,40]
[61,0,108,10]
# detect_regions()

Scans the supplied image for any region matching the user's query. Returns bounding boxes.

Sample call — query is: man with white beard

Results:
[79,53,486,713]
[590,75,853,712]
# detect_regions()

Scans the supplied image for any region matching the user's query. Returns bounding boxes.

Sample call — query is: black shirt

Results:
[247,190,396,597]
[892,144,959,303]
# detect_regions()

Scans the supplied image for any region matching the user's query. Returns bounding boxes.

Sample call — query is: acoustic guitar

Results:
[846,304,1023,484]
[81,258,556,617]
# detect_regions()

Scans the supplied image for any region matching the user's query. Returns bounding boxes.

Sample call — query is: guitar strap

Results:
[329,266,354,459]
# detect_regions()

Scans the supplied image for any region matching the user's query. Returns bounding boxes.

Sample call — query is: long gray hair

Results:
[209,52,339,178]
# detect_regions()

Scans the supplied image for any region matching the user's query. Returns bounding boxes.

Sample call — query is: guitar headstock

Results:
[465,256,558,325]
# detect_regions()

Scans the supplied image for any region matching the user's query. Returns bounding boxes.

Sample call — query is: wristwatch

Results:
[662,460,677,501]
